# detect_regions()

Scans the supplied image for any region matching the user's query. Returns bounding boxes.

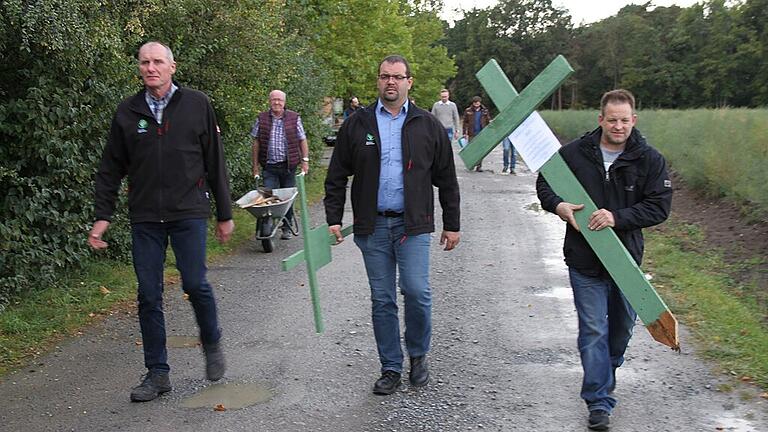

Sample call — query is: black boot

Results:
[409,355,430,387]
[130,371,171,402]
[203,342,226,381]
[373,370,401,395]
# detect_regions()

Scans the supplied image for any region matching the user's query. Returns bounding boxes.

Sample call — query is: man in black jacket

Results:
[325,55,460,395]
[537,89,672,430]
[88,41,234,402]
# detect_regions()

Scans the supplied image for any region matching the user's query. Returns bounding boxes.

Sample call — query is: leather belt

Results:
[377,210,404,218]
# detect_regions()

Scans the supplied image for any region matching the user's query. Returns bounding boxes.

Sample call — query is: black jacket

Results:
[324,101,460,235]
[94,85,232,223]
[536,127,672,275]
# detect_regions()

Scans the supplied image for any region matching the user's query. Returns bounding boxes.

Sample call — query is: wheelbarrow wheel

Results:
[259,216,276,253]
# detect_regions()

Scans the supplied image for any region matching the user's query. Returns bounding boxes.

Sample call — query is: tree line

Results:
[443,0,768,112]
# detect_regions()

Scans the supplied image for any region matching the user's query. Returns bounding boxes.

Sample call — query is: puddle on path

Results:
[181,382,273,410]
[167,335,200,348]
[535,286,572,300]
[710,414,760,431]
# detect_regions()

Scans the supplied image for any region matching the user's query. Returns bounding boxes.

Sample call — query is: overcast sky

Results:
[440,0,700,26]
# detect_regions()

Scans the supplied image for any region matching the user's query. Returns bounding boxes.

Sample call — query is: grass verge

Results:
[645,220,768,391]
[0,170,327,377]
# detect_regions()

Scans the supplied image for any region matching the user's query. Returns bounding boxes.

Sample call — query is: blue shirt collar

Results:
[376,98,409,118]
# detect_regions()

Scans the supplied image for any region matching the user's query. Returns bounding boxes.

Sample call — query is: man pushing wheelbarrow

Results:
[249,89,311,240]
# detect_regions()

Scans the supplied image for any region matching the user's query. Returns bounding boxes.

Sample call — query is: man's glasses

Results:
[378,74,410,82]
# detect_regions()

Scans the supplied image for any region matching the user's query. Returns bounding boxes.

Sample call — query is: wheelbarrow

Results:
[236,187,299,253]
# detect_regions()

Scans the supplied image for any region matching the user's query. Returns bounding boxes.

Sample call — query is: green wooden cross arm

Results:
[459,55,573,170]
[539,156,679,350]
[475,58,679,350]
[279,173,355,333]
[282,224,354,271]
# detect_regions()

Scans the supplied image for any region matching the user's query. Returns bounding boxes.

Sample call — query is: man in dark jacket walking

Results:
[325,55,460,395]
[537,89,672,430]
[462,96,491,171]
[89,41,233,402]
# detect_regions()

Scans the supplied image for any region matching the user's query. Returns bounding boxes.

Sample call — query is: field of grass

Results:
[0,169,328,376]
[541,108,768,223]
[646,222,768,389]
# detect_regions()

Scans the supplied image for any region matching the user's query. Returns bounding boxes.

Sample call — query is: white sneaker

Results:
[501,168,509,175]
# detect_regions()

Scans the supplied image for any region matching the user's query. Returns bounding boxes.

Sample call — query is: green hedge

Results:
[0,0,328,305]
[541,109,768,223]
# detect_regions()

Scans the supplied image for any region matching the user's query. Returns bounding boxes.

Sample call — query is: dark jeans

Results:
[353,216,432,373]
[131,218,221,373]
[262,162,297,228]
[569,268,636,413]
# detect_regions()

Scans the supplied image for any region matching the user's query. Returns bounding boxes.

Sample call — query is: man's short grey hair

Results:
[139,41,175,62]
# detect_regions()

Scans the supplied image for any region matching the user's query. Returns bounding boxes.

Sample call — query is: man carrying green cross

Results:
[536,89,673,430]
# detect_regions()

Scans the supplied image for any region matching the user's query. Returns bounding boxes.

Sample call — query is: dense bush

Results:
[0,0,329,305]
[0,0,453,306]
[541,109,768,223]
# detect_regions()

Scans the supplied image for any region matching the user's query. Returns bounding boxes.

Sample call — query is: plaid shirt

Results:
[250,113,306,164]
[145,84,178,124]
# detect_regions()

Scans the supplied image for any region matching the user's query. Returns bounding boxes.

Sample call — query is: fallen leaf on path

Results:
[213,404,226,412]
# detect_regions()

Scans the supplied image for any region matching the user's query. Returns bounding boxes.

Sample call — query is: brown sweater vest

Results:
[257,109,302,168]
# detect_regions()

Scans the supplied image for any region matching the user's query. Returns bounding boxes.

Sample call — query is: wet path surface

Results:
[1,146,766,431]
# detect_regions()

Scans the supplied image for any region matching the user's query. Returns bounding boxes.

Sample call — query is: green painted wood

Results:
[459,55,573,170]
[280,173,355,333]
[295,173,324,333]
[281,224,354,271]
[539,154,670,323]
[475,56,678,348]
[476,59,519,110]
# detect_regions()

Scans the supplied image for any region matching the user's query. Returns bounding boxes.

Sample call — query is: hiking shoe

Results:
[130,371,171,402]
[588,409,610,430]
[373,370,401,395]
[409,356,430,387]
[280,229,292,240]
[203,342,226,381]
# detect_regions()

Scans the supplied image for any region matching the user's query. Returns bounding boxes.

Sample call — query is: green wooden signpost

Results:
[281,173,352,333]
[462,56,680,350]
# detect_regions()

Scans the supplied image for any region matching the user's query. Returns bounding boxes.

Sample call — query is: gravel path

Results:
[1,146,766,432]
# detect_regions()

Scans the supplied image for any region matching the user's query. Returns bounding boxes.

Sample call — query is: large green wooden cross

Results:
[462,56,679,350]
[281,173,352,333]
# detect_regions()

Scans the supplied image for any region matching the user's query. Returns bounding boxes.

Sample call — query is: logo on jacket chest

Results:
[365,133,375,146]
[137,119,149,134]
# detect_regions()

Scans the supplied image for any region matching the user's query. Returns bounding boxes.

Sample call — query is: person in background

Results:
[536,89,672,430]
[431,89,461,141]
[250,89,310,240]
[89,41,233,402]
[462,96,491,172]
[325,55,461,396]
[344,96,363,120]
[501,136,517,175]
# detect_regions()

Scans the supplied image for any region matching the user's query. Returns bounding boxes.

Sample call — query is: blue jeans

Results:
[262,162,297,227]
[502,139,516,171]
[354,216,432,373]
[444,127,454,141]
[569,268,637,413]
[131,218,221,373]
